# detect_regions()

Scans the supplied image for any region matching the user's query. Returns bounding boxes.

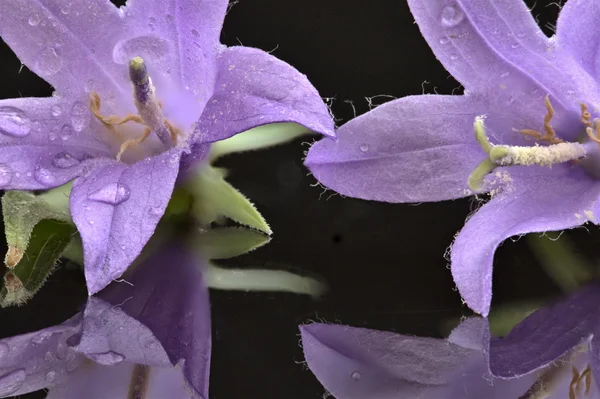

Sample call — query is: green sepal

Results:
[2,183,72,267]
[209,122,311,161]
[188,165,272,234]
[193,227,270,260]
[0,220,76,307]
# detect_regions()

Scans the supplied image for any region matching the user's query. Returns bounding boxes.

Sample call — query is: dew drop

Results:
[88,182,131,205]
[51,105,62,117]
[0,107,31,137]
[61,124,74,140]
[351,371,361,381]
[439,37,449,45]
[191,29,200,37]
[28,13,40,26]
[35,48,62,76]
[510,42,519,49]
[71,102,89,132]
[31,331,52,345]
[52,152,80,169]
[0,343,8,359]
[84,79,94,93]
[0,163,13,189]
[440,5,464,28]
[148,16,157,23]
[112,36,171,71]
[44,351,53,361]
[449,54,459,60]
[516,32,526,38]
[500,71,510,78]
[86,351,125,366]
[359,143,369,152]
[56,341,67,359]
[45,371,56,382]
[505,96,515,105]
[60,5,70,15]
[148,206,163,217]
[34,165,56,187]
[0,369,26,396]
[165,14,175,23]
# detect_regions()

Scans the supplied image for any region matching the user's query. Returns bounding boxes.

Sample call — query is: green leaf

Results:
[193,227,270,260]
[209,122,311,161]
[0,220,76,307]
[2,183,72,267]
[188,165,272,234]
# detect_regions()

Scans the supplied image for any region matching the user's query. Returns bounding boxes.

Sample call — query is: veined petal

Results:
[99,243,211,398]
[556,0,600,78]
[0,97,112,190]
[0,0,129,99]
[122,0,227,115]
[0,315,82,397]
[489,283,600,378]
[46,362,194,399]
[451,168,600,316]
[407,0,600,135]
[70,148,181,295]
[305,95,486,202]
[300,323,475,399]
[193,46,335,144]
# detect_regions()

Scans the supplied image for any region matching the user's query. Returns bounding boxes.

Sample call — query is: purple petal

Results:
[70,148,181,294]
[451,168,600,316]
[121,0,228,124]
[193,46,335,144]
[305,95,486,202]
[448,317,489,351]
[300,323,475,399]
[489,283,600,378]
[591,332,600,394]
[99,243,211,399]
[46,362,194,399]
[556,0,600,78]
[407,0,600,143]
[0,97,111,190]
[0,314,82,396]
[0,0,129,99]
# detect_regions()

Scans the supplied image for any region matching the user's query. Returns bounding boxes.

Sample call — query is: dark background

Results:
[0,0,586,398]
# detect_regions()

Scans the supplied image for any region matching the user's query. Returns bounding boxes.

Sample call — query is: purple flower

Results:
[0,0,334,295]
[0,242,211,398]
[300,284,600,399]
[305,0,600,316]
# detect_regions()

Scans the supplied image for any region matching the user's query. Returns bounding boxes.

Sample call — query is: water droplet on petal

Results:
[148,206,163,217]
[0,107,31,137]
[112,36,171,71]
[0,343,8,359]
[31,331,52,345]
[86,351,125,366]
[191,29,200,37]
[500,71,510,78]
[516,32,526,38]
[359,143,369,152]
[440,5,464,28]
[84,79,94,93]
[60,5,70,15]
[165,14,175,23]
[56,341,67,359]
[439,37,449,45]
[510,42,519,49]
[45,371,56,382]
[449,54,459,60]
[61,124,74,141]
[351,371,361,381]
[28,13,40,26]
[34,165,56,187]
[0,369,26,396]
[44,351,53,361]
[0,164,14,188]
[52,152,80,169]
[148,16,157,23]
[51,105,62,117]
[71,102,89,132]
[88,183,131,205]
[35,48,62,76]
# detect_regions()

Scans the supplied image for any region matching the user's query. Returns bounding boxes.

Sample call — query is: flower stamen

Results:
[569,365,592,399]
[514,95,563,144]
[89,91,145,140]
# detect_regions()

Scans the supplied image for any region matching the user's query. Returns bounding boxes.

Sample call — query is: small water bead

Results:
[439,37,450,45]
[0,369,26,396]
[0,107,31,137]
[500,71,510,78]
[52,152,81,169]
[44,351,53,361]
[28,13,40,26]
[31,331,53,345]
[440,5,464,28]
[56,341,68,359]
[70,102,89,132]
[51,105,62,117]
[34,165,56,187]
[191,29,200,37]
[449,54,459,60]
[351,371,361,381]
[510,42,519,49]
[359,143,369,152]
[35,48,62,76]
[86,351,125,366]
[61,124,74,140]
[88,182,131,205]
[84,79,95,93]
[45,371,56,382]
[60,5,70,15]
[0,164,14,188]
[165,14,175,23]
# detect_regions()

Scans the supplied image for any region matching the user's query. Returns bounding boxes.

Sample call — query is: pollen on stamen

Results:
[490,142,586,167]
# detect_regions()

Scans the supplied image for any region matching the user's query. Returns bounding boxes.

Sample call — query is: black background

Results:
[0,0,587,398]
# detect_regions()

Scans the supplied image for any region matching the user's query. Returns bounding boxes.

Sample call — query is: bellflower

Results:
[305,0,600,315]
[0,0,334,295]
[300,283,600,399]
[0,240,211,398]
